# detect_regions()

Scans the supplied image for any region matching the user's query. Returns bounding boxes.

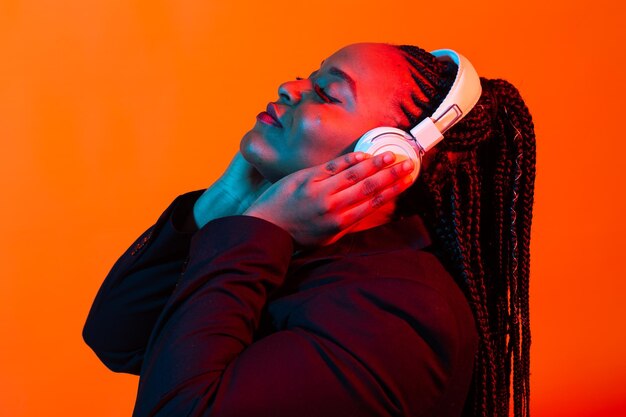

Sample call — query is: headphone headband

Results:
[408,49,482,152]
[353,48,482,183]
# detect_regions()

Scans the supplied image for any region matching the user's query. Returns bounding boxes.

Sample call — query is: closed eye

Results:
[314,84,341,104]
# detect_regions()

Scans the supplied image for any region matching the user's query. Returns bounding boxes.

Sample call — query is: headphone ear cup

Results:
[354,127,421,183]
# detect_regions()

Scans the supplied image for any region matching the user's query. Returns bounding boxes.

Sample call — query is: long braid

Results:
[498,82,536,416]
[393,45,536,417]
[488,103,514,416]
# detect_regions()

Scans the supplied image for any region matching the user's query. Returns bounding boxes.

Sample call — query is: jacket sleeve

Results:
[83,189,205,374]
[132,215,476,417]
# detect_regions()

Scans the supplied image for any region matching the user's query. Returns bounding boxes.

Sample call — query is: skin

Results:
[194,43,421,246]
[240,43,413,182]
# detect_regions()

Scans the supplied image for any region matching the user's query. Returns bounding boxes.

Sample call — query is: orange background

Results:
[1,0,625,416]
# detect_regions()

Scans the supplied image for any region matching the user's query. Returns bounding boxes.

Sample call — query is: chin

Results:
[240,132,283,183]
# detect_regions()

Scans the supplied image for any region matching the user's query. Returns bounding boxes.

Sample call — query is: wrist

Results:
[193,181,256,229]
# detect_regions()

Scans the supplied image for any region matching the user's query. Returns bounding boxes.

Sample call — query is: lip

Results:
[264,103,283,127]
[256,111,281,127]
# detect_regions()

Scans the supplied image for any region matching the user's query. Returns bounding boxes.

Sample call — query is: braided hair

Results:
[392,44,536,417]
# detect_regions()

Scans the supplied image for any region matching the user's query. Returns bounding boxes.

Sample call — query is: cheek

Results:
[289,109,373,166]
[289,112,322,145]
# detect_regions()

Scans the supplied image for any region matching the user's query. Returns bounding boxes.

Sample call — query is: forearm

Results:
[133,216,293,416]
[83,190,204,374]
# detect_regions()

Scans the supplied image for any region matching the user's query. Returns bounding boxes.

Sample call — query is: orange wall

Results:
[1,0,625,416]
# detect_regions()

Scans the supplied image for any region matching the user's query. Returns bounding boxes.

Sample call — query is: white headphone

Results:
[353,49,482,182]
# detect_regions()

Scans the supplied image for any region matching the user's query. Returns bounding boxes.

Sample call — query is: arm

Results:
[82,190,204,374]
[83,153,271,374]
[83,149,401,373]
[132,215,476,417]
[132,214,294,416]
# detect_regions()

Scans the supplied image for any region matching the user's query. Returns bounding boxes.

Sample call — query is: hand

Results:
[193,152,272,228]
[243,152,415,247]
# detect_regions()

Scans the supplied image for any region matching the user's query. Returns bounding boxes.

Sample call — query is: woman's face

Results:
[240,43,416,182]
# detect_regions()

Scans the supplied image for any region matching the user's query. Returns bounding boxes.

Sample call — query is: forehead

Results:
[321,43,411,104]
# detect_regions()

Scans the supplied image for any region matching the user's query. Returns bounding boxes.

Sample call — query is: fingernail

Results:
[401,160,414,171]
[382,152,395,164]
[354,152,365,161]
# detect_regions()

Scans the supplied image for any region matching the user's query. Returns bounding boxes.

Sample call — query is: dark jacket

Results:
[83,190,478,417]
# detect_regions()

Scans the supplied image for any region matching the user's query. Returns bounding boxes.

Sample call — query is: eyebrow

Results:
[329,67,357,99]
[309,65,357,99]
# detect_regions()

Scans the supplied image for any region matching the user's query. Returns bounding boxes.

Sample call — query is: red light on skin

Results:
[256,111,282,127]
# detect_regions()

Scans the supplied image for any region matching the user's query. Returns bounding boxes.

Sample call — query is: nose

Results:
[278,79,308,105]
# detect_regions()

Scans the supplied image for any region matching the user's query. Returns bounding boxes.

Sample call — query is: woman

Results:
[83,42,535,417]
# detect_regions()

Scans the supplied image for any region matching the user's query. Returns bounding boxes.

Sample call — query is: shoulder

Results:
[284,251,478,414]
[312,246,474,327]
[294,253,477,361]
[289,243,476,347]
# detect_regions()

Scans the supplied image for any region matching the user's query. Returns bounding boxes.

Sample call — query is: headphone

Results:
[353,49,482,182]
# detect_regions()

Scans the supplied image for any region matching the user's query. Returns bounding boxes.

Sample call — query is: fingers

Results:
[329,174,414,233]
[322,151,406,194]
[313,152,369,180]
[308,150,416,234]
[329,155,415,213]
